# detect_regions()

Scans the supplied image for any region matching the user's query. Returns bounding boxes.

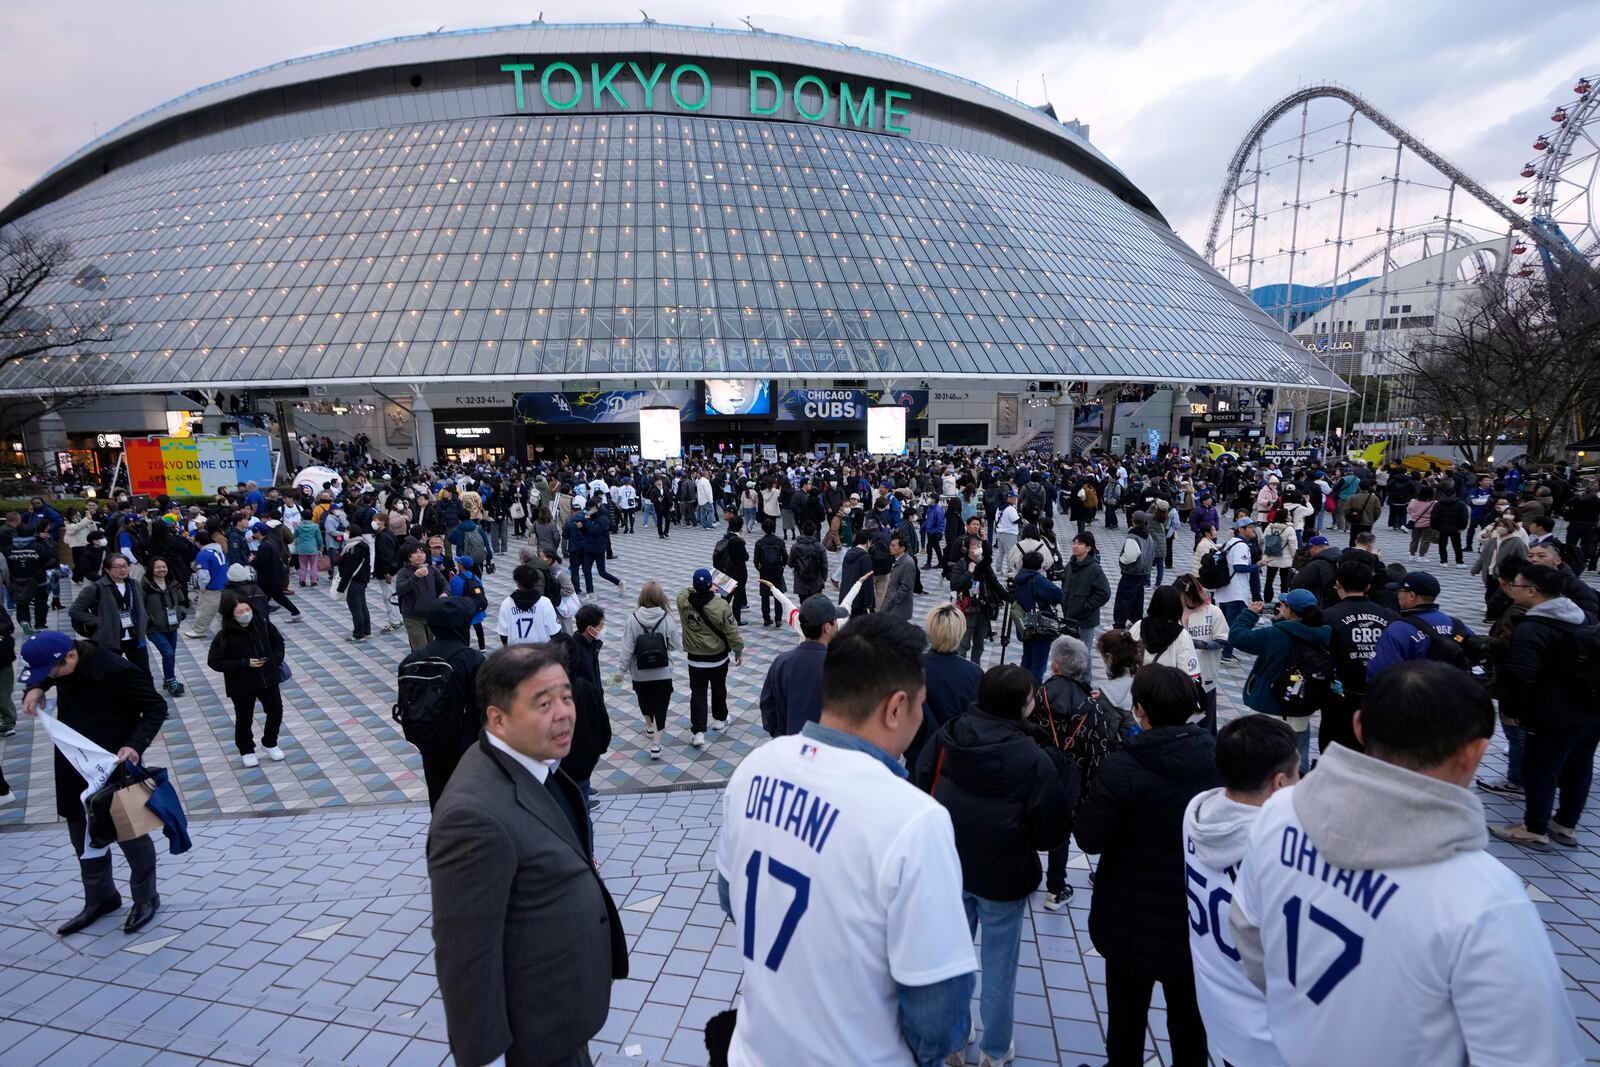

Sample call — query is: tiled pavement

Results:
[1,513,1599,1065]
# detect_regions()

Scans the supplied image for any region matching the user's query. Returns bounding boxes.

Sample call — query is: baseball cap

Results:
[798,595,841,632]
[19,630,74,688]
[458,555,475,569]
[1275,588,1319,614]
[1132,510,1149,524]
[1307,535,1330,547]
[692,567,714,592]
[1233,516,1256,529]
[1398,571,1441,598]
[250,521,270,535]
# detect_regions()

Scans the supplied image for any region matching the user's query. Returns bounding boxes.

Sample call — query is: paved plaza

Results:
[1,515,1599,1065]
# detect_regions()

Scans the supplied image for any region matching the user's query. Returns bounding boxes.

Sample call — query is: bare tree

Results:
[1393,270,1600,465]
[0,226,124,453]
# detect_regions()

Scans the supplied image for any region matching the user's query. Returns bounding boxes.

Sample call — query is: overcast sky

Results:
[2,0,1595,259]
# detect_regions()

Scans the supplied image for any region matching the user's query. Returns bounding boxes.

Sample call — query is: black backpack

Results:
[632,612,670,671]
[756,538,787,572]
[793,541,824,586]
[1267,636,1341,716]
[712,535,735,574]
[393,656,460,750]
[1524,617,1600,702]
[1197,541,1234,590]
[461,576,489,614]
[1410,617,1496,690]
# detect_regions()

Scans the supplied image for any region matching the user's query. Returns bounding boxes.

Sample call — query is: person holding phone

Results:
[206,589,288,769]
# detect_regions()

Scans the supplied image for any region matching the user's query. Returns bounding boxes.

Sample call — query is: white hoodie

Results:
[1229,744,1583,1067]
[1182,788,1281,1067]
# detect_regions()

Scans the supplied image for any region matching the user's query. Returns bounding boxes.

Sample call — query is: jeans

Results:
[1103,956,1208,1067]
[1522,720,1600,835]
[742,506,758,529]
[232,686,284,755]
[582,554,622,592]
[1504,717,1527,788]
[1077,625,1097,680]
[697,502,715,529]
[1021,637,1050,682]
[961,893,1028,1061]
[147,630,178,684]
[1218,599,1249,657]
[688,662,730,732]
[642,499,655,528]
[994,532,1017,578]
[347,579,371,638]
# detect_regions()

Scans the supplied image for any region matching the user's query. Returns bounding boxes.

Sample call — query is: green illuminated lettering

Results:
[749,69,782,116]
[671,63,711,111]
[541,62,583,110]
[884,88,912,134]
[793,74,830,122]
[591,61,627,107]
[501,63,538,111]
[628,61,667,109]
[839,83,876,129]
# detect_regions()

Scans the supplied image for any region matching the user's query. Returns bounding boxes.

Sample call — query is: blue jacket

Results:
[759,639,827,737]
[1366,607,1473,682]
[1230,610,1333,716]
[907,650,983,767]
[1010,568,1063,614]
[140,764,192,855]
[582,510,611,554]
[923,505,946,536]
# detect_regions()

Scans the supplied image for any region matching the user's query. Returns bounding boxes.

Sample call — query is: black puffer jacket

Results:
[1074,724,1221,974]
[913,707,1077,902]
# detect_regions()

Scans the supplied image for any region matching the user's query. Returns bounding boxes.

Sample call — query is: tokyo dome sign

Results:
[500,61,913,134]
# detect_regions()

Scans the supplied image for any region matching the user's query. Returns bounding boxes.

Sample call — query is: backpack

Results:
[1409,617,1496,690]
[1263,526,1285,558]
[463,527,488,563]
[1079,483,1099,511]
[1021,481,1046,518]
[632,613,670,671]
[1197,541,1233,590]
[756,537,786,572]
[1555,537,1586,574]
[712,535,735,574]
[393,656,461,750]
[1267,636,1341,716]
[793,541,825,586]
[462,575,489,614]
[1032,678,1110,811]
[1563,621,1600,703]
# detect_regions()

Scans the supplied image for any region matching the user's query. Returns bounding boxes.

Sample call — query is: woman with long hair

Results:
[1173,575,1229,733]
[619,580,680,759]
[1129,586,1201,681]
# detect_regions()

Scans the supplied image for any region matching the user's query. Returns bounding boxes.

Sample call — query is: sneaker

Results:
[946,1027,977,1066]
[289,614,303,623]
[649,742,662,759]
[264,746,286,762]
[691,732,706,748]
[183,630,204,640]
[709,719,723,734]
[1476,777,1524,798]
[1549,821,1579,847]
[0,791,15,806]
[240,752,260,769]
[978,1044,1016,1067]
[1043,887,1074,910]
[0,727,15,738]
[19,623,33,636]
[1489,822,1549,849]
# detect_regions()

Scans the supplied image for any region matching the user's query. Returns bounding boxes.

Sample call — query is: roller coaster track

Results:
[1203,85,1588,274]
[1334,227,1495,280]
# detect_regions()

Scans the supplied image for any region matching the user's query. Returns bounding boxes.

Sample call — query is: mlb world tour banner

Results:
[124,436,274,496]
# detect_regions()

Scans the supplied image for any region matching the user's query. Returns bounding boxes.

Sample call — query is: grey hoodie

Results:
[1525,595,1586,626]
[1231,743,1487,988]
[1181,787,1262,872]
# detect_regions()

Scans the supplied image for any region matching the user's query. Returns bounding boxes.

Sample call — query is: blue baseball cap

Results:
[1399,571,1441,598]
[20,630,74,688]
[1276,588,1319,613]
[1307,535,1330,546]
[1233,516,1256,529]
[693,567,714,592]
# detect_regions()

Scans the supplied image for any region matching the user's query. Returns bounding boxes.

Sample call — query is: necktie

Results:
[542,770,586,851]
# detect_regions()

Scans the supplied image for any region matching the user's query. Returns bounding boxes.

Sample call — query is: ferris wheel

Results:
[1512,73,1599,275]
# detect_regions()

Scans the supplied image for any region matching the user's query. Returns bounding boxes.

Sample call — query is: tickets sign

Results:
[125,435,272,496]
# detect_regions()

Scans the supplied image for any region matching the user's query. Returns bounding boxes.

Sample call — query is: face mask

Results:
[371,521,381,531]
[593,626,607,641]
[236,610,254,627]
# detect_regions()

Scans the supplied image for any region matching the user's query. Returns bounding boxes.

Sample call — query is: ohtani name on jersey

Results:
[1278,825,1402,920]
[743,775,841,855]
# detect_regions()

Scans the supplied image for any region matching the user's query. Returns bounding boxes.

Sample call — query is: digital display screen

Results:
[638,407,682,460]
[702,379,771,416]
[867,405,907,455]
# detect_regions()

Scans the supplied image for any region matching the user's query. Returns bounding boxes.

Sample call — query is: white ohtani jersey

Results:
[717,735,974,1067]
[1231,789,1583,1067]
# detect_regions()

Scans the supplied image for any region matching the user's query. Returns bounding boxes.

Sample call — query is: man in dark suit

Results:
[428,643,628,1067]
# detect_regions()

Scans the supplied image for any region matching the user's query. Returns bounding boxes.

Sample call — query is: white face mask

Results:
[592,626,607,641]
[236,610,254,627]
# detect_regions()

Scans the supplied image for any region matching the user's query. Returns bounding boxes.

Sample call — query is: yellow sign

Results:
[159,436,203,496]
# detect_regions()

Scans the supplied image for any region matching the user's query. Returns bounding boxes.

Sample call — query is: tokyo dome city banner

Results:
[125,435,273,496]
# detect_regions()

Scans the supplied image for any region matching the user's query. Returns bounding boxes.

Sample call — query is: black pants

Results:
[656,505,671,537]
[231,685,284,754]
[923,534,943,568]
[268,585,301,617]
[1347,523,1372,548]
[16,587,47,628]
[1436,530,1464,565]
[634,679,673,731]
[118,640,151,679]
[1388,503,1407,529]
[1263,567,1293,598]
[1523,720,1600,835]
[688,662,729,732]
[67,817,157,909]
[347,579,371,638]
[1103,956,1208,1067]
[1044,830,1075,895]
[420,747,469,810]
[759,575,786,624]
[1568,522,1597,571]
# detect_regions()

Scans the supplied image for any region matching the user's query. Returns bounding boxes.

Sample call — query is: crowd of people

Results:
[3,439,1598,1066]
